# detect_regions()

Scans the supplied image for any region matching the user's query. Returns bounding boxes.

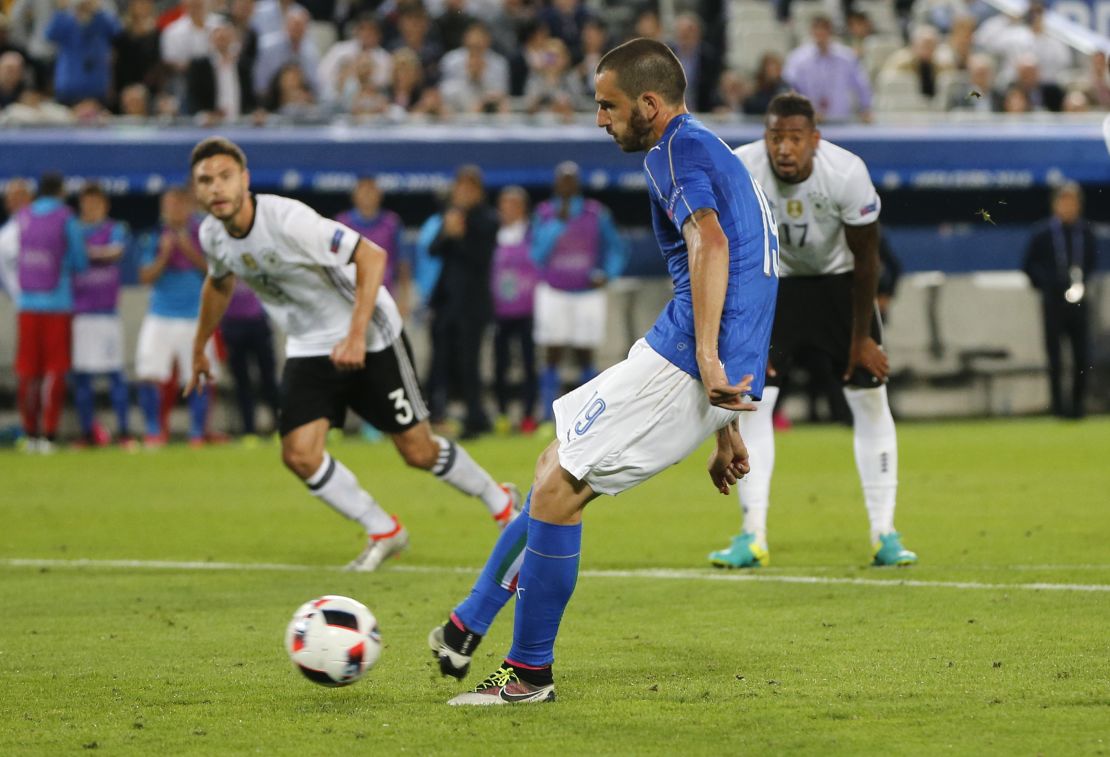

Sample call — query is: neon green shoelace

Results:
[475,666,517,692]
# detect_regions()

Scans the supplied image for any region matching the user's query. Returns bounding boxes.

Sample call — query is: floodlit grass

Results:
[2,418,1108,755]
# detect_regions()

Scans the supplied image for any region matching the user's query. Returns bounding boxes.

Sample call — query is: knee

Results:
[282,445,322,480]
[844,386,894,428]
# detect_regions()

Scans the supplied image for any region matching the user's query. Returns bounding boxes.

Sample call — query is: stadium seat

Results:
[729,24,793,71]
[875,70,932,113]
[863,35,904,78]
[729,0,778,28]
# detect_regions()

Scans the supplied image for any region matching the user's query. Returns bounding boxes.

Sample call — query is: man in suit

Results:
[426,165,499,438]
[1023,182,1097,418]
[185,21,257,121]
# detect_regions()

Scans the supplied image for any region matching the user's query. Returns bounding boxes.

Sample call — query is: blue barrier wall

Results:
[0,121,1107,194]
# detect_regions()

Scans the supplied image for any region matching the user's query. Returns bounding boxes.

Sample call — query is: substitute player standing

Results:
[709,92,917,569]
[185,137,520,572]
[427,38,779,704]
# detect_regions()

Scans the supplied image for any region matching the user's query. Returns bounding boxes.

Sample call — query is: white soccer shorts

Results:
[553,339,739,496]
[135,314,217,383]
[72,313,124,373]
[533,282,607,349]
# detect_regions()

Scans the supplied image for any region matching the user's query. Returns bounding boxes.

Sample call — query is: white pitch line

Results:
[3,558,1109,593]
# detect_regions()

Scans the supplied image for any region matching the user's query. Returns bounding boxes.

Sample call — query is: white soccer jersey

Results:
[734,139,880,277]
[200,194,402,358]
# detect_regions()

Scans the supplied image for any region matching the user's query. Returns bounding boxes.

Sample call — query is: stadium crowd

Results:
[0,0,1105,126]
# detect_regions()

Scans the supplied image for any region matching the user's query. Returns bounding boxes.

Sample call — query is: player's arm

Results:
[185,271,236,396]
[331,237,388,371]
[843,221,889,382]
[684,208,754,411]
[177,228,208,272]
[139,232,175,284]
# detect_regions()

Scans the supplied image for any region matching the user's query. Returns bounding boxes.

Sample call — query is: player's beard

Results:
[210,190,243,221]
[616,105,655,153]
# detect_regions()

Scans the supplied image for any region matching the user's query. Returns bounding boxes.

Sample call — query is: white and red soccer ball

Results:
[284,595,381,686]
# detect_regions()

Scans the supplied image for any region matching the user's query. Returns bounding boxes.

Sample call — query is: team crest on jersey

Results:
[786,199,803,219]
[241,253,258,270]
[808,192,832,217]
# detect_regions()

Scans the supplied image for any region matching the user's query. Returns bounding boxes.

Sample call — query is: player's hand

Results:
[844,336,889,383]
[443,208,465,238]
[701,362,756,412]
[708,423,750,495]
[330,335,366,371]
[184,350,210,397]
[157,231,175,257]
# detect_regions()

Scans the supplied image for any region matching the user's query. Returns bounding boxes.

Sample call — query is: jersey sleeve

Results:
[663,135,719,232]
[198,219,231,280]
[274,198,362,266]
[837,156,881,227]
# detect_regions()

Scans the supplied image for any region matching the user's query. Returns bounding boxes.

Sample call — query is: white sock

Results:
[843,385,899,543]
[431,436,509,517]
[737,385,778,549]
[306,453,396,535]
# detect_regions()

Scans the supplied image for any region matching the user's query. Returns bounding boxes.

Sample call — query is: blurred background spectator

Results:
[254,5,319,100]
[220,280,280,438]
[0,49,27,106]
[426,165,497,438]
[381,45,442,117]
[439,21,508,114]
[185,20,256,122]
[743,51,789,116]
[490,184,538,435]
[784,15,873,122]
[46,0,119,106]
[70,182,131,448]
[113,0,163,108]
[1023,183,1097,419]
[317,13,390,105]
[670,12,720,113]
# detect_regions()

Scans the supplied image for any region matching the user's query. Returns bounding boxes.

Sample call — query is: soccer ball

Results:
[284,595,382,686]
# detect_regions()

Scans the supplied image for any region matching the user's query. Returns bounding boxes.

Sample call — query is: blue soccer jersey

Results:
[641,114,779,399]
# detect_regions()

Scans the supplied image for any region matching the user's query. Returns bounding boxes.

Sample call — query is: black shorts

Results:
[279,333,429,436]
[767,272,884,389]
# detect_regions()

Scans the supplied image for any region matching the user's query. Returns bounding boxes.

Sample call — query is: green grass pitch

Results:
[2,418,1108,755]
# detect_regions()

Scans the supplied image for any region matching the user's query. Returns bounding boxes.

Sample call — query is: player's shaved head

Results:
[190,136,247,170]
[596,37,686,106]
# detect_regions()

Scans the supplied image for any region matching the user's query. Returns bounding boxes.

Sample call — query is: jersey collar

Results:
[655,113,693,148]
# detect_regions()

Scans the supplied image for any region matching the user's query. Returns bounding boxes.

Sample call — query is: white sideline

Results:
[3,558,1109,593]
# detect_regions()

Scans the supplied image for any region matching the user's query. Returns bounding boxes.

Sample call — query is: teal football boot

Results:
[872,532,917,566]
[708,533,769,569]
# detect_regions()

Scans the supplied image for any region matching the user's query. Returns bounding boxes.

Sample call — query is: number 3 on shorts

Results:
[388,387,414,425]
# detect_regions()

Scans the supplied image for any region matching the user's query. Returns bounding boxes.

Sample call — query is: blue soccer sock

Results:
[506,518,582,669]
[539,366,560,422]
[453,490,531,635]
[109,371,130,436]
[139,383,161,437]
[72,373,95,437]
[188,387,209,440]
